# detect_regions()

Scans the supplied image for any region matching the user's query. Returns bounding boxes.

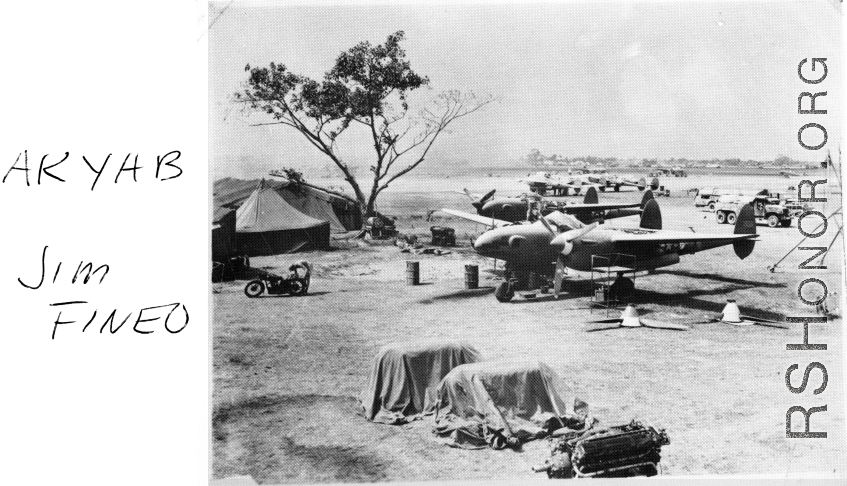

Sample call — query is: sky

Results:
[209,1,842,179]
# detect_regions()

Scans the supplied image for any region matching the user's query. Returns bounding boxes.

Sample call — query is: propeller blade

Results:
[539,215,558,236]
[459,188,476,200]
[553,256,566,297]
[586,325,627,332]
[639,318,690,331]
[752,321,790,330]
[480,189,497,204]
[586,318,624,324]
[552,222,598,245]
[740,314,784,325]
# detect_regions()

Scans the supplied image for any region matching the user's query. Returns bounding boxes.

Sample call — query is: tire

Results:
[615,184,621,192]
[244,280,265,298]
[708,202,716,212]
[289,279,308,296]
[767,215,779,228]
[495,282,515,302]
[716,211,726,224]
[726,212,737,225]
[599,186,606,192]
[780,220,792,228]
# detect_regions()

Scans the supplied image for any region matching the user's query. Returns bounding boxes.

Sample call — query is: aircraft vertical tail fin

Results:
[650,177,660,190]
[733,203,756,259]
[640,190,654,208]
[583,186,599,204]
[639,199,662,230]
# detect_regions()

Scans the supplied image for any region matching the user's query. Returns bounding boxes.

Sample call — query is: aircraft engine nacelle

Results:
[637,253,680,270]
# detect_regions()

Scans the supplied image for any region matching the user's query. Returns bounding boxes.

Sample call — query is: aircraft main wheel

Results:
[708,202,716,212]
[716,211,726,224]
[574,188,581,195]
[244,280,265,298]
[767,215,779,228]
[495,282,515,302]
[726,212,737,225]
[599,186,606,192]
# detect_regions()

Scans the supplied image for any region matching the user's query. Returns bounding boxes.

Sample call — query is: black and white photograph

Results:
[208,1,844,483]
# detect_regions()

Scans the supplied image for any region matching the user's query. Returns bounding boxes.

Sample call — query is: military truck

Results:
[713,194,795,227]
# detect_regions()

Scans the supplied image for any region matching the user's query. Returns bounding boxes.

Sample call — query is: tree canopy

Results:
[234,30,493,216]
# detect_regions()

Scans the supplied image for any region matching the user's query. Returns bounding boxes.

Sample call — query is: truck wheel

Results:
[780,220,792,228]
[615,184,621,192]
[726,212,737,225]
[495,282,515,302]
[716,211,726,224]
[767,215,779,228]
[599,186,606,192]
[708,202,716,212]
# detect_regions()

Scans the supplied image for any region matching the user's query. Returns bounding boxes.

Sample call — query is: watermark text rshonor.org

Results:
[785,57,832,439]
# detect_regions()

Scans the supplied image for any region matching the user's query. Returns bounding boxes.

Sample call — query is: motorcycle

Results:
[244,261,311,298]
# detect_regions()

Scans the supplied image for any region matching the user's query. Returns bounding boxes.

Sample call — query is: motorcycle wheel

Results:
[289,279,308,296]
[244,280,265,298]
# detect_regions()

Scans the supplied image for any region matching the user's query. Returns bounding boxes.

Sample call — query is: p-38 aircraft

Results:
[459,186,654,224]
[521,171,659,196]
[442,199,758,302]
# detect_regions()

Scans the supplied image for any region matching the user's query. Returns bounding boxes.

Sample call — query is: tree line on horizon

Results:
[521,149,823,168]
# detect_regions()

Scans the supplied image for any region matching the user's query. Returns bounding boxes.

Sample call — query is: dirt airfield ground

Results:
[212,170,844,483]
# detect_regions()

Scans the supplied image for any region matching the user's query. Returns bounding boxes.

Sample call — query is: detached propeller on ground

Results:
[538,216,597,297]
[697,300,789,329]
[586,305,690,332]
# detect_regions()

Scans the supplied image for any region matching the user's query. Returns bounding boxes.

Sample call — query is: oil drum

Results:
[406,261,420,285]
[464,264,479,289]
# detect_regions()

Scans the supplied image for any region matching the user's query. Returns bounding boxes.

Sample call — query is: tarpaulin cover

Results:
[434,361,591,449]
[360,340,482,425]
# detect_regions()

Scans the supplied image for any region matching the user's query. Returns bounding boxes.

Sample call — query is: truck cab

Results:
[714,194,794,228]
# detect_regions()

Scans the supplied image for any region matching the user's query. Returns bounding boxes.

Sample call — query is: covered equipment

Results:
[360,340,482,425]
[434,360,591,449]
[235,183,330,256]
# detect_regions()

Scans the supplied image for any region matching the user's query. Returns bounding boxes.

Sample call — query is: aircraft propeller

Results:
[461,188,497,210]
[586,305,690,332]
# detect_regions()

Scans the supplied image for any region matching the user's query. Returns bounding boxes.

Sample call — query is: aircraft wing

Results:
[440,209,513,228]
[562,202,641,211]
[607,228,757,244]
[618,180,642,187]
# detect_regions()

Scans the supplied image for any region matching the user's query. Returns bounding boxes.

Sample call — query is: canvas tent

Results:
[213,176,362,232]
[434,360,591,449]
[212,206,236,261]
[360,340,482,424]
[235,183,330,255]
[278,184,346,233]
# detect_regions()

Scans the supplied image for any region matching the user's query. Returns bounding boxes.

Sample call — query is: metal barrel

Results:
[406,261,420,285]
[464,264,479,289]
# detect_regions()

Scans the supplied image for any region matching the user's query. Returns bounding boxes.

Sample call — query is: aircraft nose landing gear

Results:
[495,281,515,302]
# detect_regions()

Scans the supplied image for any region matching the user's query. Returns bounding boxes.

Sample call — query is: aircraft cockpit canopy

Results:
[544,211,584,232]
